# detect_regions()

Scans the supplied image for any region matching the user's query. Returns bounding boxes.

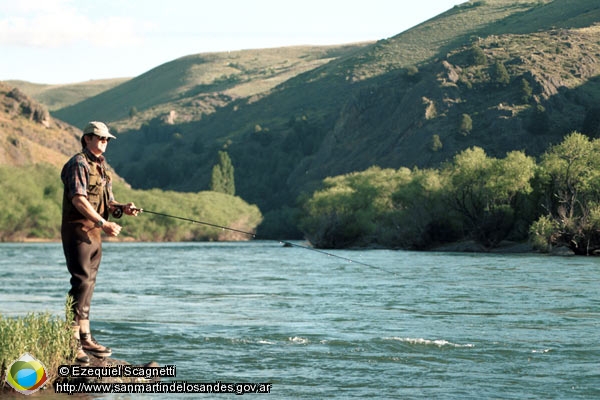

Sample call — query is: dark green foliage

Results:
[404,66,421,83]
[459,114,473,136]
[258,206,303,239]
[0,164,261,242]
[299,133,600,253]
[470,45,487,66]
[300,167,409,248]
[443,148,536,247]
[210,151,235,195]
[300,148,537,250]
[530,132,600,254]
[430,134,443,151]
[490,61,510,86]
[520,78,533,103]
[528,104,550,135]
[581,107,600,138]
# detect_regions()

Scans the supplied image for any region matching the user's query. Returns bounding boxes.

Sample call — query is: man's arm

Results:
[72,195,122,236]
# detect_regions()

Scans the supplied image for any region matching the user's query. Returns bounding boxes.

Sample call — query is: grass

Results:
[51,44,368,131]
[348,0,554,80]
[0,298,75,391]
[0,163,263,242]
[5,78,130,111]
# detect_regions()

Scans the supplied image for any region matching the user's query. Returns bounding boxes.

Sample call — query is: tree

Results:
[531,132,600,254]
[491,61,510,86]
[210,151,235,195]
[443,147,535,247]
[299,167,411,248]
[470,44,487,66]
[405,65,420,82]
[391,168,459,249]
[520,78,533,103]
[458,114,473,136]
[430,134,443,151]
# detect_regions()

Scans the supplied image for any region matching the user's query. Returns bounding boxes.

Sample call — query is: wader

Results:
[61,151,111,321]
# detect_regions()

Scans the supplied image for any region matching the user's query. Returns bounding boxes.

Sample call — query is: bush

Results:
[533,132,600,254]
[458,114,473,136]
[529,215,558,252]
[0,164,262,242]
[430,134,443,151]
[520,78,533,103]
[0,298,75,387]
[470,45,487,66]
[491,61,510,86]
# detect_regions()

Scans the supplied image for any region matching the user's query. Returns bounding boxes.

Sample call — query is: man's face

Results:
[85,134,110,155]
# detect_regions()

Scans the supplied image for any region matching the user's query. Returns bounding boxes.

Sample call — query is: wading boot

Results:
[71,324,90,365]
[78,319,112,358]
[80,332,112,358]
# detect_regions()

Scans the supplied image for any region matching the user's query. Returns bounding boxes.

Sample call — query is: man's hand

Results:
[124,202,139,216]
[102,221,122,237]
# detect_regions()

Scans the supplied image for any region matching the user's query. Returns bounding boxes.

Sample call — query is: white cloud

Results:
[0,0,143,48]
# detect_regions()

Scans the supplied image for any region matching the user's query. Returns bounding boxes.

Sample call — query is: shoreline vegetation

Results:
[2,133,600,256]
[0,312,73,395]
[0,166,263,243]
[298,132,600,256]
[0,301,74,397]
[13,237,575,256]
[0,299,158,397]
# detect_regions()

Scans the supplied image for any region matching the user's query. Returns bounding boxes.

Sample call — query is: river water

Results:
[1,242,599,399]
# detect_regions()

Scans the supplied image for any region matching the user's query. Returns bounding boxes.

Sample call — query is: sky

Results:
[0,0,461,84]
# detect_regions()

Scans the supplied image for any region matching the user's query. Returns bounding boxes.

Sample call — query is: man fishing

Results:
[61,121,138,363]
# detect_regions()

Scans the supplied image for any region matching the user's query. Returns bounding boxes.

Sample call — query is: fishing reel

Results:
[111,204,124,219]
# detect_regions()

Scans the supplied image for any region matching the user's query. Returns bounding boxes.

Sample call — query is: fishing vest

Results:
[62,151,112,224]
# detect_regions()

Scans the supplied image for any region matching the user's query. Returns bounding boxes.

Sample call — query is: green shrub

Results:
[0,298,75,387]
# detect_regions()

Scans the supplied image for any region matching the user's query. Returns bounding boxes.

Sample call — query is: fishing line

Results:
[132,208,257,237]
[130,208,393,275]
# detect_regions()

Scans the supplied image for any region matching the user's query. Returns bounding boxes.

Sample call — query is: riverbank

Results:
[430,240,575,255]
[12,237,576,255]
[0,309,159,397]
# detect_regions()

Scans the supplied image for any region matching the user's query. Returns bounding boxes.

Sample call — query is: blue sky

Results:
[0,0,460,84]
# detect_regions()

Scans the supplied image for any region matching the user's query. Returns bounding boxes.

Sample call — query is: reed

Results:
[0,297,76,388]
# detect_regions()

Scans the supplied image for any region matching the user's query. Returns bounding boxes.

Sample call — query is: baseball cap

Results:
[83,121,116,139]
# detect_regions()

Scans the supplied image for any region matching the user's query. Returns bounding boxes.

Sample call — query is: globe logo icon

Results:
[5,353,48,395]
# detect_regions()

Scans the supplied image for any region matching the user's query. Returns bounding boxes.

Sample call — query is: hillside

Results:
[305,23,600,179]
[51,45,370,131]
[0,83,81,167]
[0,82,263,242]
[13,0,600,239]
[5,78,129,112]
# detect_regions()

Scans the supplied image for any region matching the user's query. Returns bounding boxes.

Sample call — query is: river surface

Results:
[1,242,599,399]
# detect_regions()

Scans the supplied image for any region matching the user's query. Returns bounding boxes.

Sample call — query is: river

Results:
[1,242,599,399]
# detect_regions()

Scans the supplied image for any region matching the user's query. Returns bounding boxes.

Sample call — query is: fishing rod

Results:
[121,207,392,274]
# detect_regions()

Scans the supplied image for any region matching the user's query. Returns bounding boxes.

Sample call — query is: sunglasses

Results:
[93,135,111,142]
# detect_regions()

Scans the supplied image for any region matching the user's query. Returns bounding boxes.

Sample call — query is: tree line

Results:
[3,131,599,254]
[299,132,600,255]
[0,164,262,242]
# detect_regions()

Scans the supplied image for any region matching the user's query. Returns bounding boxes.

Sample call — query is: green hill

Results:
[51,45,369,131]
[16,0,600,239]
[5,78,129,111]
[0,83,262,241]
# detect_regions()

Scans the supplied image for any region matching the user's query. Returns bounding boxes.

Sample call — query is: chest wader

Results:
[61,153,111,322]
